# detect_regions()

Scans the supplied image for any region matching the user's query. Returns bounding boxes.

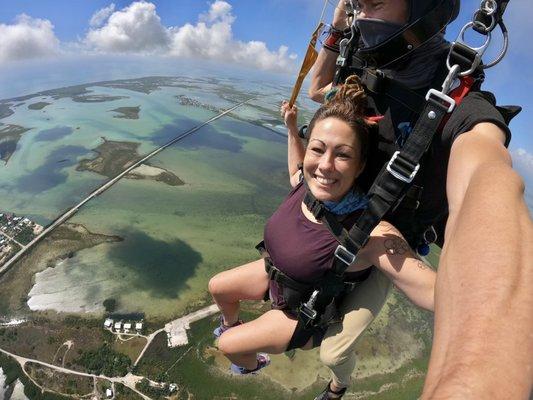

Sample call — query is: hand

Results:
[280,101,298,133]
[333,0,350,30]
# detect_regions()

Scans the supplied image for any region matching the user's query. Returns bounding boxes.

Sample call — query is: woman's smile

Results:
[314,174,337,186]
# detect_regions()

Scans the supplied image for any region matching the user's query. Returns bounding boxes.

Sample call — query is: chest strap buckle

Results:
[386,151,420,183]
[334,245,356,266]
[299,289,319,326]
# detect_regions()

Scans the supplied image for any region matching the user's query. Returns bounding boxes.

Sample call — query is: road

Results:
[0,99,252,277]
[134,304,219,366]
[0,303,222,399]
[0,231,24,248]
[0,346,152,399]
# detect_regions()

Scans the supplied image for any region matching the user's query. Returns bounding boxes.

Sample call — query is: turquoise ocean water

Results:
[0,62,318,319]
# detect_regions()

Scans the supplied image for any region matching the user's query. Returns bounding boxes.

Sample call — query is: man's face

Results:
[355,0,409,24]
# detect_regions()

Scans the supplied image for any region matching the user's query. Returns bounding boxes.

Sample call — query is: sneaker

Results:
[213,316,244,338]
[314,381,347,400]
[230,353,271,375]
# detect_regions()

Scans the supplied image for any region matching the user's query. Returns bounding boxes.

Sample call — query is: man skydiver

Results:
[308,0,532,399]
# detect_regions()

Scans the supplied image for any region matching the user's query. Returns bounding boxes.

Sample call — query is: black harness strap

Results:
[361,69,426,114]
[303,93,451,283]
[346,96,451,256]
[264,258,312,294]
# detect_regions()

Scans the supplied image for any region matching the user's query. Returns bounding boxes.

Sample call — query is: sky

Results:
[0,0,531,192]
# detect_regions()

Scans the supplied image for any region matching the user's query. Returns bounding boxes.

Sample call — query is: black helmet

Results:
[355,0,460,68]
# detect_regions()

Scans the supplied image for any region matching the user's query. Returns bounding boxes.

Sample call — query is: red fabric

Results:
[449,75,476,107]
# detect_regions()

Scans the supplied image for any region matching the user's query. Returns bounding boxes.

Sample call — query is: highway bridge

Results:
[0,99,252,276]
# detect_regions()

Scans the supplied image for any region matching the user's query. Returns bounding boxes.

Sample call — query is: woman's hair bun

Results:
[327,75,367,114]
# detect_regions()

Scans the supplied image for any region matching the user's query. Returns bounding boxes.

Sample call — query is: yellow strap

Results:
[288,22,324,108]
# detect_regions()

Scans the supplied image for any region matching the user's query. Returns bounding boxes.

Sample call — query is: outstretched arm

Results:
[281,101,305,187]
[422,122,533,399]
[308,0,348,103]
[357,221,436,311]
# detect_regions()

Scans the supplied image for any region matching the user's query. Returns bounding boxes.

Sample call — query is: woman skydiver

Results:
[208,75,436,377]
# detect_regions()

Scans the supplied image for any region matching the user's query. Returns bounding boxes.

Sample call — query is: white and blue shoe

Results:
[230,353,271,375]
[213,316,244,338]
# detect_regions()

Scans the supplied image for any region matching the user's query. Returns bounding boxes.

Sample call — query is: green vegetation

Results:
[110,106,140,119]
[76,343,132,376]
[111,336,146,361]
[0,124,31,163]
[14,225,35,245]
[133,292,432,400]
[136,378,175,399]
[26,362,94,396]
[0,103,14,119]
[28,102,51,110]
[0,353,71,400]
[114,382,144,400]
[103,298,117,313]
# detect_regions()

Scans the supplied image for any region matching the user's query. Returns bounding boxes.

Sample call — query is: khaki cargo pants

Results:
[320,268,391,388]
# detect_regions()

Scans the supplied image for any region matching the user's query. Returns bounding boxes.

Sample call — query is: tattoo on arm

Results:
[383,237,410,255]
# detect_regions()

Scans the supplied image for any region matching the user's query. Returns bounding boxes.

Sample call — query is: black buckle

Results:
[386,151,420,183]
[266,262,279,281]
[299,289,319,326]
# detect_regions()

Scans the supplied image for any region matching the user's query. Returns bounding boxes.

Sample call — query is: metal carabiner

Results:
[442,64,461,95]
[447,22,492,76]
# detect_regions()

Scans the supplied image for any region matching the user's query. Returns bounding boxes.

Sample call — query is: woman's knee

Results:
[208,272,233,298]
[217,332,238,356]
[208,274,222,296]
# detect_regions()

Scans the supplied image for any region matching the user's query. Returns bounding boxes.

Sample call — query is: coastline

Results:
[0,223,122,317]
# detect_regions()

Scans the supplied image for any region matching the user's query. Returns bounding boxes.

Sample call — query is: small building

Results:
[106,388,113,398]
[169,383,178,393]
[33,224,43,235]
[123,322,132,332]
[104,318,113,328]
[135,322,143,331]
[114,321,122,331]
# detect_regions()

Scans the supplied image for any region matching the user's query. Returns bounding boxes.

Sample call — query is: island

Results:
[175,95,221,113]
[0,124,31,164]
[109,106,140,120]
[0,104,14,119]
[72,94,128,103]
[27,102,51,110]
[77,138,184,186]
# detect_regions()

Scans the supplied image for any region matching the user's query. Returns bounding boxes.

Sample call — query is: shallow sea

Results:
[1,75,310,319]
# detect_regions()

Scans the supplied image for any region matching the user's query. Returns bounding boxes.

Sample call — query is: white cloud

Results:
[85,1,170,53]
[512,148,533,173]
[0,1,297,72]
[199,0,235,24]
[89,3,116,28]
[0,14,60,63]
[84,0,296,73]
[168,1,297,73]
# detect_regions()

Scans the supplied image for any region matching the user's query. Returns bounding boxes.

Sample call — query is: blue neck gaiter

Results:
[323,188,369,215]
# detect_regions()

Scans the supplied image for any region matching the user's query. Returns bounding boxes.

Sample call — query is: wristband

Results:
[323,26,347,53]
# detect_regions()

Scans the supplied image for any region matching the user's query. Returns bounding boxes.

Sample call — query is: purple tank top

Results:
[264,182,363,309]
